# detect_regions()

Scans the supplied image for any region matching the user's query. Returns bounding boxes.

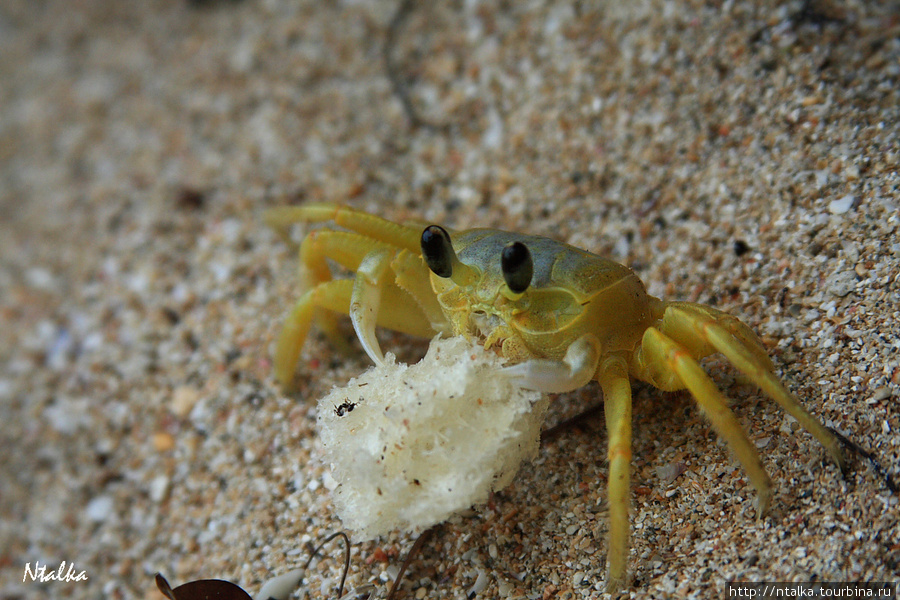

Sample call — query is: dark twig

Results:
[540,402,606,444]
[383,0,451,132]
[829,427,899,493]
[385,526,437,600]
[304,531,352,598]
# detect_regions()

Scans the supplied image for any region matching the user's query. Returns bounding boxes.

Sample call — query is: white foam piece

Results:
[318,336,547,539]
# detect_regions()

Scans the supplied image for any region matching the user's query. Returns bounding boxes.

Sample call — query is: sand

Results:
[1,1,897,598]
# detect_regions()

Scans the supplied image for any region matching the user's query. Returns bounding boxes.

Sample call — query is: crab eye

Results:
[421,225,454,278]
[501,241,532,294]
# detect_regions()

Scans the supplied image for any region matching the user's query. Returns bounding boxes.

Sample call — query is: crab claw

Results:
[502,334,601,393]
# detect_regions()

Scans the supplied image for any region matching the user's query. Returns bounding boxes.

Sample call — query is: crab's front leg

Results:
[272,245,438,389]
[598,355,634,593]
[351,247,454,366]
[502,335,635,591]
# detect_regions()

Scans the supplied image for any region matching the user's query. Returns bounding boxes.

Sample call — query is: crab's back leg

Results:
[664,301,775,371]
[635,327,774,515]
[662,304,846,472]
[264,203,422,253]
[597,355,633,593]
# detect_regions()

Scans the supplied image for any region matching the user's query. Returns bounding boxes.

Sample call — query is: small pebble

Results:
[468,570,489,598]
[870,387,892,402]
[828,195,855,214]
[152,432,175,452]
[826,271,858,297]
[171,385,200,418]
[85,495,114,522]
[149,475,170,503]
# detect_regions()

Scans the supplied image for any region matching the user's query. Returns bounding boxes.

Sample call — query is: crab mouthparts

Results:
[470,310,503,340]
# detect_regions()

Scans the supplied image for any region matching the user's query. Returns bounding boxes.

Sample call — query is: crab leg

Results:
[639,327,774,516]
[264,203,422,253]
[662,302,776,370]
[598,355,633,593]
[274,279,353,388]
[298,230,394,354]
[299,230,396,279]
[273,279,434,389]
[502,334,602,393]
[664,305,846,472]
[272,223,445,386]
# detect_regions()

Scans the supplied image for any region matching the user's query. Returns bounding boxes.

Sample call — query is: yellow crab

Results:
[264,203,846,591]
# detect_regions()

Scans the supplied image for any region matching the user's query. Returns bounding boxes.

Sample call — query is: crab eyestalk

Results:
[420,225,478,287]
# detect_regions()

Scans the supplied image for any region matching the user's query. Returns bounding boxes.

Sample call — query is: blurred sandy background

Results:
[1,1,898,598]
